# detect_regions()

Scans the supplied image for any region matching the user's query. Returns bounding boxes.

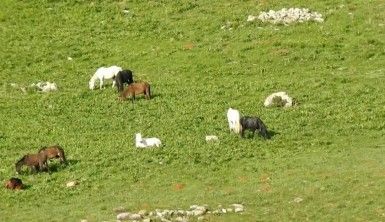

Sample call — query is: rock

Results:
[232,204,245,213]
[174,217,188,222]
[264,91,293,107]
[128,214,142,220]
[142,219,151,222]
[138,210,148,216]
[206,135,219,142]
[294,197,303,203]
[116,212,130,220]
[234,207,244,213]
[192,209,206,216]
[254,8,324,24]
[80,220,87,222]
[197,216,205,221]
[66,181,78,187]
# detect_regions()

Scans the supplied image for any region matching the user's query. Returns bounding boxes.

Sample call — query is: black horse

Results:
[240,116,270,139]
[114,70,134,92]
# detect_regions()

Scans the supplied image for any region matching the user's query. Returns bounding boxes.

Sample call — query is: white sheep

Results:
[135,133,161,148]
[227,108,241,134]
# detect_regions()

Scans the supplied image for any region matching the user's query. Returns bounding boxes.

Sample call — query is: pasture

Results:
[1,0,385,221]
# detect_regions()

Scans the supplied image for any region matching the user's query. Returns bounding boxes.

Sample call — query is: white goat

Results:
[227,108,241,134]
[135,133,161,148]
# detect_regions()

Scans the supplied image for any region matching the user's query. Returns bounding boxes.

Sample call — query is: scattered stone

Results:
[66,181,78,188]
[30,81,58,92]
[264,91,294,108]
[248,8,324,24]
[117,212,130,220]
[175,216,188,222]
[138,210,148,216]
[115,204,245,221]
[205,135,219,142]
[80,220,88,222]
[293,197,303,203]
[129,214,142,220]
[67,57,73,61]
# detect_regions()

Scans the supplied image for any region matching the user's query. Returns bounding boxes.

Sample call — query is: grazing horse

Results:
[227,108,241,134]
[38,145,67,164]
[119,82,151,102]
[240,116,270,139]
[15,152,48,174]
[114,69,134,92]
[89,65,122,90]
[4,177,24,190]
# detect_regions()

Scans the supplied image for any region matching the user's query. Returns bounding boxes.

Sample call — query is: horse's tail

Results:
[58,147,67,164]
[258,118,270,139]
[146,84,151,99]
[15,156,26,174]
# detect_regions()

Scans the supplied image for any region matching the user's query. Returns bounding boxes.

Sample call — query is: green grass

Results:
[1,0,385,221]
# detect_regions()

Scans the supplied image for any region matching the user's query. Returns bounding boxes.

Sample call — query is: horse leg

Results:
[99,78,104,89]
[241,128,245,138]
[112,80,116,88]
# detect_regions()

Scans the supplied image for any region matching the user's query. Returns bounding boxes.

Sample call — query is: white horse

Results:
[89,65,122,90]
[227,108,241,134]
[135,133,162,148]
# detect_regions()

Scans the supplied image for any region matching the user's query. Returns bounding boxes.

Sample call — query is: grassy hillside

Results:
[1,0,384,221]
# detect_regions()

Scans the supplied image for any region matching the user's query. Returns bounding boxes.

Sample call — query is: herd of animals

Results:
[5,65,269,190]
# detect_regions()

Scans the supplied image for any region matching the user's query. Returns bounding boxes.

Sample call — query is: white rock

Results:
[264,91,293,107]
[142,219,151,222]
[205,135,219,142]
[192,209,206,216]
[138,210,148,216]
[117,212,130,220]
[66,181,78,187]
[247,15,258,22]
[129,214,142,220]
[294,197,303,203]
[234,207,244,213]
[174,217,188,222]
[67,57,73,61]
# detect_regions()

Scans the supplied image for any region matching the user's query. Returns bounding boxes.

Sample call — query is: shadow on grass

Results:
[242,130,279,139]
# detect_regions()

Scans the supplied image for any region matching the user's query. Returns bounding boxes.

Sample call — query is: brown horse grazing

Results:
[38,145,67,164]
[5,177,24,190]
[15,152,48,174]
[119,82,151,102]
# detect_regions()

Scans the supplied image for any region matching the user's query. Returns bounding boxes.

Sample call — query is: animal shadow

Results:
[242,130,278,139]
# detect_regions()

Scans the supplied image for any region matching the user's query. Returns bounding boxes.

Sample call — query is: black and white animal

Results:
[114,70,134,92]
[240,116,270,139]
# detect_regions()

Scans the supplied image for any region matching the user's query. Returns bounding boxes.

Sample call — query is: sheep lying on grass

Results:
[135,133,161,148]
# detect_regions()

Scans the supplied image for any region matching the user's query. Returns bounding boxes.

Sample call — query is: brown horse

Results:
[15,152,48,174]
[119,81,151,102]
[5,177,24,190]
[38,145,67,164]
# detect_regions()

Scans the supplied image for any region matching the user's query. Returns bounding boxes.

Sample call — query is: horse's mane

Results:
[38,146,48,152]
